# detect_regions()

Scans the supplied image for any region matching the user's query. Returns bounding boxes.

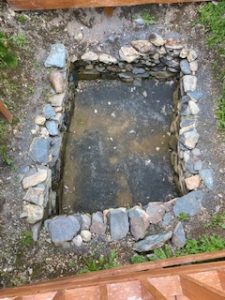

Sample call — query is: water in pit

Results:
[61,79,178,213]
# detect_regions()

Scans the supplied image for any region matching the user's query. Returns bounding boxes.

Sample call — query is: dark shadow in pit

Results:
[61,79,178,213]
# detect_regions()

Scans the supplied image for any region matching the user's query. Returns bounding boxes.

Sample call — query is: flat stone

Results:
[119,47,140,63]
[109,209,129,241]
[49,70,64,94]
[173,191,204,217]
[44,43,67,68]
[35,115,46,126]
[133,231,173,252]
[189,101,200,115]
[98,53,117,64]
[180,48,189,58]
[183,75,197,92]
[81,51,98,61]
[49,136,62,166]
[90,212,106,235]
[80,230,92,242]
[43,104,56,119]
[180,129,199,149]
[187,49,198,62]
[199,169,214,190]
[185,175,201,190]
[30,137,49,164]
[24,184,45,206]
[128,206,150,241]
[149,33,164,46]
[180,59,191,75]
[80,214,91,230]
[131,40,155,54]
[72,235,83,247]
[49,93,65,107]
[46,121,59,136]
[190,61,198,73]
[146,202,166,224]
[134,18,145,26]
[162,212,174,227]
[47,215,80,243]
[188,91,204,102]
[22,168,48,189]
[132,67,146,75]
[25,204,44,224]
[172,222,186,248]
[165,39,183,50]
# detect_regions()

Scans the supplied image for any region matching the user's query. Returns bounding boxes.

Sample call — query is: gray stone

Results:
[99,53,117,64]
[43,104,56,119]
[49,70,64,94]
[46,121,59,136]
[90,212,106,235]
[72,235,83,247]
[128,207,150,240]
[49,136,62,166]
[162,212,174,227]
[131,40,155,54]
[24,184,45,206]
[22,168,48,189]
[25,204,44,224]
[133,231,173,252]
[190,61,198,73]
[187,49,198,62]
[194,160,203,172]
[180,59,191,75]
[109,209,129,241]
[80,214,91,230]
[199,169,214,190]
[30,138,49,164]
[31,221,42,241]
[119,47,140,63]
[180,129,199,150]
[146,202,166,224]
[49,93,65,107]
[149,33,164,46]
[47,215,81,243]
[80,230,92,242]
[183,75,197,92]
[132,68,146,75]
[81,51,98,61]
[188,91,204,102]
[172,222,186,248]
[44,43,67,68]
[173,191,204,217]
[134,18,145,26]
[188,101,200,115]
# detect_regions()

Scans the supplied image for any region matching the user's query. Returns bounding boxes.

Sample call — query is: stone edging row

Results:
[20,33,214,252]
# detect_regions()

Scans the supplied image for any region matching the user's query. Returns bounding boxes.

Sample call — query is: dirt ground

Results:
[0,1,225,288]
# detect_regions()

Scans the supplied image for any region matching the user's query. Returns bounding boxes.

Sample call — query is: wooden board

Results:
[7,0,210,10]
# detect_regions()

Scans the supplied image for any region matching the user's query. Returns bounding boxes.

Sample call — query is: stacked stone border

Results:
[20,33,214,252]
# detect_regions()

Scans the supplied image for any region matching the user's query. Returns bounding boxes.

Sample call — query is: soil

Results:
[0,1,225,288]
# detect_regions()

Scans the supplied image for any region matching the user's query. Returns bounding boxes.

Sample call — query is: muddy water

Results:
[61,79,178,213]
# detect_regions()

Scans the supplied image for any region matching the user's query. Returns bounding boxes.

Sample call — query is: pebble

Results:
[90,212,106,235]
[81,51,98,61]
[119,46,140,63]
[199,169,214,190]
[180,59,191,75]
[25,204,44,224]
[109,209,129,241]
[146,202,166,224]
[183,75,197,92]
[187,49,198,62]
[185,175,201,190]
[35,115,46,126]
[128,206,150,241]
[72,235,83,247]
[46,121,59,136]
[149,33,164,46]
[98,53,117,64]
[80,230,92,242]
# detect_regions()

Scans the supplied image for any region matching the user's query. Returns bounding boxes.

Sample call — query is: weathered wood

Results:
[7,0,210,10]
[0,100,13,123]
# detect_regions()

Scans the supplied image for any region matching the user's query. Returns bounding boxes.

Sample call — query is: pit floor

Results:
[61,79,178,213]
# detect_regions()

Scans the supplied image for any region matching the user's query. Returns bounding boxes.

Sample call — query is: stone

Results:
[98,53,117,64]
[25,204,44,224]
[44,43,67,68]
[22,168,48,189]
[119,47,140,63]
[180,59,191,75]
[149,33,164,46]
[24,184,45,206]
[31,221,42,241]
[46,121,59,136]
[131,40,155,54]
[30,137,49,164]
[183,75,197,92]
[180,129,199,150]
[133,68,146,75]
[188,101,200,115]
[199,169,214,190]
[81,51,98,61]
[35,115,46,126]
[173,191,204,217]
[80,230,92,242]
[90,212,106,235]
[128,206,150,240]
[190,61,198,73]
[172,222,186,248]
[49,70,64,94]
[47,215,80,243]
[43,104,56,119]
[146,202,166,224]
[187,49,198,62]
[72,235,83,247]
[180,48,189,58]
[134,18,145,26]
[80,214,91,230]
[165,39,183,50]
[49,93,65,107]
[40,127,49,138]
[162,212,174,227]
[133,231,172,252]
[185,175,201,190]
[109,209,129,241]
[188,91,204,102]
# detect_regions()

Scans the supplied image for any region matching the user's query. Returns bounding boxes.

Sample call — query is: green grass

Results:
[132,10,156,25]
[0,145,13,166]
[204,211,225,229]
[198,1,225,129]
[178,212,190,222]
[16,14,28,24]
[18,231,33,248]
[130,254,147,264]
[0,32,18,68]
[12,33,28,48]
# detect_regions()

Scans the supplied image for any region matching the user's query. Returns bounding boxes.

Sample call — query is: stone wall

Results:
[20,33,214,252]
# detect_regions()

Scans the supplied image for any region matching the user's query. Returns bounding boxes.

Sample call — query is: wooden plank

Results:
[141,278,167,300]
[180,274,225,300]
[7,0,210,10]
[0,100,13,123]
